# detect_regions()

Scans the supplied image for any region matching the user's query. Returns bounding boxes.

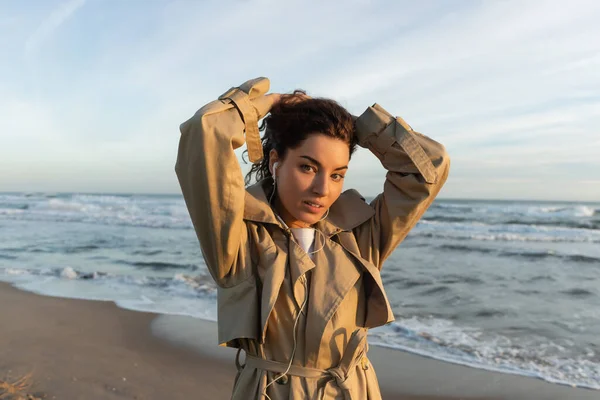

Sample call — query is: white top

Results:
[274,212,317,260]
[290,228,316,260]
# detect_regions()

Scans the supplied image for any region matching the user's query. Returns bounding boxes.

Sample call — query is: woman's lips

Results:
[302,200,324,213]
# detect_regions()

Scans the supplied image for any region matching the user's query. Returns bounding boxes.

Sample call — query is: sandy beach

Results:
[0,282,597,400]
[3,0,600,397]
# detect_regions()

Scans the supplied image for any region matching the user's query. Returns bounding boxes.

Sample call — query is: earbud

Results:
[272,162,280,180]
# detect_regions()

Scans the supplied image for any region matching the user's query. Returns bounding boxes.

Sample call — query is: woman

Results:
[176,77,450,399]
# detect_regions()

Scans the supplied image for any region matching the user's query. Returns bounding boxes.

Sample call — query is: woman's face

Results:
[271,134,350,228]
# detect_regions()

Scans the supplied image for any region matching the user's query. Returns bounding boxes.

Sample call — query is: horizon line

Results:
[1,191,598,204]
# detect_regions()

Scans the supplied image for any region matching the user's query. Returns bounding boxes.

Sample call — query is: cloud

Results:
[24,0,86,58]
[1,0,599,200]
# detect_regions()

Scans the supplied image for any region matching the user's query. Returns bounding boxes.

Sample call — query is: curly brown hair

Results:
[244,90,358,186]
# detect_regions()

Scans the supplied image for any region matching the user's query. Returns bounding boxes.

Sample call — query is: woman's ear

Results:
[269,149,279,175]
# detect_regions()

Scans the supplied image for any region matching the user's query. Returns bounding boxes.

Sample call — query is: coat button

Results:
[276,374,289,385]
[361,358,369,370]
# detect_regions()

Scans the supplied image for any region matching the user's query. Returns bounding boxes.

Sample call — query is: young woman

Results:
[176,77,450,399]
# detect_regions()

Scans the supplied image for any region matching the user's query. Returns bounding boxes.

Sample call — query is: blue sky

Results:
[1,0,599,201]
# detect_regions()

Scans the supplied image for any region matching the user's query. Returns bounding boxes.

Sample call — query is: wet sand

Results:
[0,282,596,399]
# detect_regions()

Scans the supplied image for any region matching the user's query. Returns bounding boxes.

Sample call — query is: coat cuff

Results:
[218,77,271,163]
[355,104,438,184]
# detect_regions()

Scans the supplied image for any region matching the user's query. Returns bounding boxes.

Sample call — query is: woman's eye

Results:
[332,174,345,182]
[300,164,314,173]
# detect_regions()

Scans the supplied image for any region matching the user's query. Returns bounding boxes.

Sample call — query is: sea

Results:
[0,192,599,390]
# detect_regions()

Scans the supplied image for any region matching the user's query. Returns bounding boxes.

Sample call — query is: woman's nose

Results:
[312,175,329,197]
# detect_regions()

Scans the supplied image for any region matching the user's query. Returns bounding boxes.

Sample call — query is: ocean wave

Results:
[438,244,494,253]
[474,309,507,318]
[0,208,192,230]
[422,216,472,223]
[438,274,485,285]
[499,250,600,264]
[560,288,595,298]
[435,200,595,211]
[384,277,433,288]
[413,230,600,244]
[5,243,110,255]
[0,193,192,230]
[130,249,164,256]
[118,260,199,270]
[516,205,598,219]
[0,266,215,297]
[503,219,600,231]
[1,263,598,391]
[63,244,102,253]
[421,215,599,231]
[0,266,220,325]
[3,195,598,236]
[0,208,27,215]
[436,243,600,264]
[0,203,29,210]
[430,203,474,211]
[527,275,556,283]
[419,285,451,295]
[424,203,599,233]
[369,316,600,390]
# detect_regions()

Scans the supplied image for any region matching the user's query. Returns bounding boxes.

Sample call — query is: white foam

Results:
[61,267,78,279]
[0,266,219,321]
[369,317,600,390]
[415,220,600,243]
[536,205,596,218]
[0,193,192,229]
[3,268,30,275]
[0,208,26,215]
[575,206,596,217]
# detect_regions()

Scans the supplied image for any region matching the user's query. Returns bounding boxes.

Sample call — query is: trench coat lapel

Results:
[315,190,394,328]
[335,232,395,327]
[305,238,362,366]
[243,183,283,343]
[257,229,287,343]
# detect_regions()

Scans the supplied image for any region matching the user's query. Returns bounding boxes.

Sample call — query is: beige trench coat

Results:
[176,78,450,399]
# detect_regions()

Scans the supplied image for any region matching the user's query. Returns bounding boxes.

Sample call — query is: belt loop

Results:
[235,348,246,372]
[223,89,263,163]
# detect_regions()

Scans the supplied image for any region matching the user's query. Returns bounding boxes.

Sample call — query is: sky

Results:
[1,0,599,201]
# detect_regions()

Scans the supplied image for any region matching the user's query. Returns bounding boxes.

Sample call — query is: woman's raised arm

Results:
[175,78,275,286]
[352,104,450,269]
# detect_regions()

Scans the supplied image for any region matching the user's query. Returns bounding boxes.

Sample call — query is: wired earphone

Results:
[262,161,328,398]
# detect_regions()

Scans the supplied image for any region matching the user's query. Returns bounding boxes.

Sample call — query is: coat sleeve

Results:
[175,77,273,287]
[352,103,450,269]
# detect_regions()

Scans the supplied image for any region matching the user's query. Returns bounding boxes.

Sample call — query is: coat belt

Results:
[238,329,369,399]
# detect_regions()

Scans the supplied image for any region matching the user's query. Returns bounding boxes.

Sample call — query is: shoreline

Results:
[1,282,598,399]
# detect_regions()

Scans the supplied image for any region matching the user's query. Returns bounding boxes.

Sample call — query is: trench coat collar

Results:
[243,180,375,235]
